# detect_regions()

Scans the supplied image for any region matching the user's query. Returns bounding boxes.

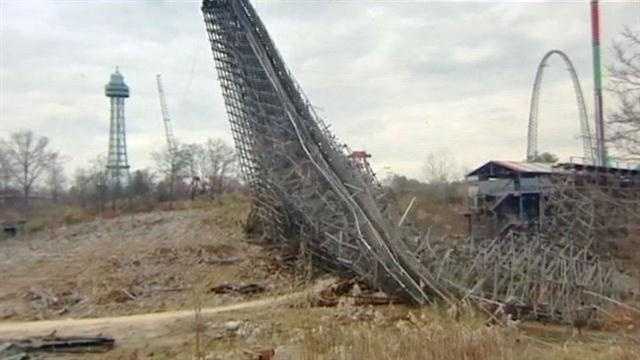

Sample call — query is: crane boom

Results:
[156,74,177,153]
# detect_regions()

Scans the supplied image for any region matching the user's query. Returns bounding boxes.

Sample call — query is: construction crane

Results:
[157,74,203,197]
[156,74,178,154]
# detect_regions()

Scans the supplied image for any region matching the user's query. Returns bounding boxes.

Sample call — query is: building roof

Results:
[467,160,554,178]
[554,162,640,176]
[467,159,640,179]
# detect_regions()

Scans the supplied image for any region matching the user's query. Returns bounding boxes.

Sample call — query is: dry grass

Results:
[199,193,252,232]
[298,305,640,360]
[395,193,468,239]
[192,276,207,360]
[4,194,640,359]
[20,204,95,233]
[0,194,291,322]
[184,297,640,360]
[301,305,506,360]
[16,192,251,237]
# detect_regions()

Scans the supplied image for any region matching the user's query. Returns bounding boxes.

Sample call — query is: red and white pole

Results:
[591,0,607,166]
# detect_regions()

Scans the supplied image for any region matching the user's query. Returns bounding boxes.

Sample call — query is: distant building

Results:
[465,160,639,239]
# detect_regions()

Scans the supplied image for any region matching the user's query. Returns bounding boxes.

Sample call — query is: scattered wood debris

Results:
[209,283,267,295]
[0,334,115,356]
[25,288,59,309]
[121,289,137,301]
[0,308,17,320]
[0,342,27,360]
[198,256,242,265]
[257,348,275,360]
[242,348,275,360]
[313,278,406,307]
[23,288,86,319]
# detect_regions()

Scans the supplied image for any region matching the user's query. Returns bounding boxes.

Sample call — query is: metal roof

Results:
[467,160,554,177]
[494,161,554,174]
[554,162,640,176]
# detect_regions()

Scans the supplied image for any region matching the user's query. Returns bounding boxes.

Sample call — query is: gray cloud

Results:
[1,0,637,180]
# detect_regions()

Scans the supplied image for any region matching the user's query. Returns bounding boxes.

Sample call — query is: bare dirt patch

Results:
[0,202,297,323]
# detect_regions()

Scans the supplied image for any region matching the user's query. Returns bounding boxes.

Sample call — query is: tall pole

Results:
[591,0,606,166]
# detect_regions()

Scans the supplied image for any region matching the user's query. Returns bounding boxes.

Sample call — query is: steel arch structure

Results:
[526,50,595,163]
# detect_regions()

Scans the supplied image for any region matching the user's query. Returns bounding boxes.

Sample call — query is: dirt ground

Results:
[0,200,298,323]
[1,199,640,359]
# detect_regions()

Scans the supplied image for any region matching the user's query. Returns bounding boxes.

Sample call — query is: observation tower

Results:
[105,67,131,185]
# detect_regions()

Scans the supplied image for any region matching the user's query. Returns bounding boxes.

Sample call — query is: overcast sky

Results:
[1,0,638,180]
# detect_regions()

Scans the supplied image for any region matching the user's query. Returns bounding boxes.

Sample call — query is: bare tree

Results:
[69,168,91,208]
[68,156,109,212]
[422,150,457,184]
[608,26,640,160]
[189,138,236,194]
[88,156,109,213]
[152,144,190,200]
[46,153,67,203]
[0,147,12,193]
[152,139,236,200]
[182,143,202,180]
[128,169,155,198]
[529,152,559,163]
[0,130,56,206]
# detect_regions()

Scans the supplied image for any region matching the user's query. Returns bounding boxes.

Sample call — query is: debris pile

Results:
[0,208,297,322]
[210,283,267,295]
[312,278,404,307]
[201,0,633,324]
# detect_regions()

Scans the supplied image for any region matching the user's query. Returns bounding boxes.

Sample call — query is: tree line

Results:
[0,129,240,214]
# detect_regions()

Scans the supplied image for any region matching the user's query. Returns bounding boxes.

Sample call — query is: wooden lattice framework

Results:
[201,0,633,323]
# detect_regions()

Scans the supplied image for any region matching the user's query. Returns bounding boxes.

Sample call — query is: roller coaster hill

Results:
[201,0,637,320]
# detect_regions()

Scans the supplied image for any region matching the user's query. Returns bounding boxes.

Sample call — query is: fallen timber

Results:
[201,0,632,323]
[0,335,115,356]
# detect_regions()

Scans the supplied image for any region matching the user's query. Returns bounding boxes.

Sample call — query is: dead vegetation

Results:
[0,195,296,322]
[1,196,640,359]
[166,288,640,360]
[298,309,640,360]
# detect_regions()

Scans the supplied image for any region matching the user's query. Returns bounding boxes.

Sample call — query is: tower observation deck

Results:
[105,67,130,186]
